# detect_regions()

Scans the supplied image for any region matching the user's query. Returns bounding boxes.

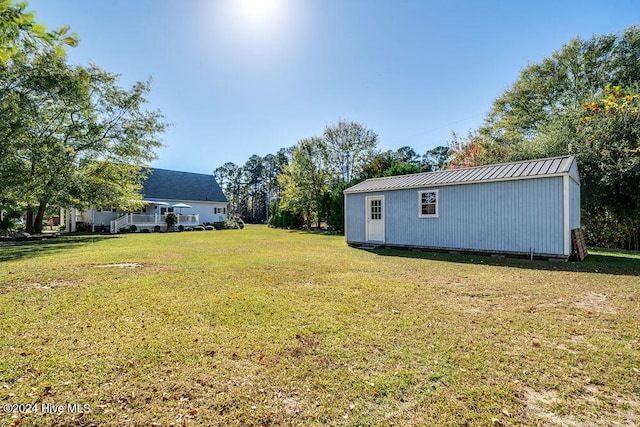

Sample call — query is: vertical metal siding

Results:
[347,177,566,255]
[570,179,581,231]
[345,194,367,242]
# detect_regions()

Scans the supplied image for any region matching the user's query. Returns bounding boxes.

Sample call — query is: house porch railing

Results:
[110,213,199,233]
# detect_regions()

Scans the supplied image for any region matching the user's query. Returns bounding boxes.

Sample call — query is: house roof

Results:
[344,155,576,194]
[141,168,227,202]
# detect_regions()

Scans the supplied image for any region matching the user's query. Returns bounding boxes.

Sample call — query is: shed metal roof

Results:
[141,168,227,202]
[344,155,576,194]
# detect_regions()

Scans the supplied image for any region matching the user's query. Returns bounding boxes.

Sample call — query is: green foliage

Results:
[0,0,79,63]
[583,210,640,250]
[165,212,178,231]
[323,180,363,233]
[382,162,421,177]
[0,208,20,233]
[323,119,379,183]
[277,137,329,229]
[0,49,167,233]
[422,145,450,171]
[268,199,303,229]
[482,24,640,160]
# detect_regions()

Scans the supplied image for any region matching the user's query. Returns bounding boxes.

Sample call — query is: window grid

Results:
[370,199,382,220]
[419,190,438,217]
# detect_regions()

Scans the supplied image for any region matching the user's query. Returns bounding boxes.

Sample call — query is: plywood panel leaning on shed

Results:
[343,156,581,260]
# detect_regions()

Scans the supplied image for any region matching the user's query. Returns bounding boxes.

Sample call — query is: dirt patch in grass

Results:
[523,385,640,426]
[94,263,143,269]
[572,292,616,314]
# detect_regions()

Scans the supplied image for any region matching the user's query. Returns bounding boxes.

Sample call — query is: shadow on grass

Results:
[364,247,640,277]
[0,235,119,263]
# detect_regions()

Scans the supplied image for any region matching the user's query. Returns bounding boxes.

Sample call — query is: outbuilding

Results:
[343,155,581,260]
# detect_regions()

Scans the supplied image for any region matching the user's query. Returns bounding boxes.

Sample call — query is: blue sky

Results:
[28,0,640,174]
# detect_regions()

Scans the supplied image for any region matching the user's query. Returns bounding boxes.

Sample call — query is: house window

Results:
[418,190,438,218]
[96,206,118,213]
[214,207,226,214]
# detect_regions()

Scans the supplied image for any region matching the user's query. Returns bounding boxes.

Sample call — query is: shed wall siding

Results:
[345,194,366,243]
[346,177,566,255]
[570,178,580,231]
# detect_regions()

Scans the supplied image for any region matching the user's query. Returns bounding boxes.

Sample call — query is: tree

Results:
[360,150,395,179]
[0,51,166,233]
[262,148,289,221]
[395,146,419,164]
[481,25,640,161]
[422,146,450,171]
[242,154,265,221]
[534,85,640,249]
[446,131,486,169]
[277,137,329,229]
[0,0,78,63]
[214,162,244,215]
[323,119,378,183]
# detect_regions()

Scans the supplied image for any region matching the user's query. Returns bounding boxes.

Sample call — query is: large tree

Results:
[323,119,378,183]
[533,85,640,249]
[482,25,640,162]
[277,137,329,229]
[0,50,166,233]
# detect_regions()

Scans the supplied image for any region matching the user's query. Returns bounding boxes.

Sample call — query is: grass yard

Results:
[0,226,639,426]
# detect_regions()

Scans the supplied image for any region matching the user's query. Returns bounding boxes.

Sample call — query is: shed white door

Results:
[366,196,385,242]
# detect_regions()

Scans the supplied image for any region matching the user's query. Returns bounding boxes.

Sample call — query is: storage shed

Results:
[344,155,581,259]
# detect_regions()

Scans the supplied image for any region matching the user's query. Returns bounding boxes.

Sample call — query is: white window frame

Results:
[418,190,439,218]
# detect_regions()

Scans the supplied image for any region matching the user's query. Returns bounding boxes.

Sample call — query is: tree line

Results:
[214,119,449,230]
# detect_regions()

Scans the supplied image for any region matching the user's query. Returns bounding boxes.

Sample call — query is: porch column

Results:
[71,208,77,232]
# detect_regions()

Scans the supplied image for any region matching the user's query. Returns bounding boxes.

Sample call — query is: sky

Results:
[27,0,640,174]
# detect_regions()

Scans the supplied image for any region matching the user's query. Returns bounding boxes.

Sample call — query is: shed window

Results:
[418,190,438,218]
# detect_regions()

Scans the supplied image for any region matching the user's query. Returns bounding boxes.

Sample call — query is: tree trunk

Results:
[34,201,47,234]
[26,206,34,233]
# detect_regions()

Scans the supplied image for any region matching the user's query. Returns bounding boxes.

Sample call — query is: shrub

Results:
[130,224,137,233]
[75,222,89,232]
[205,225,215,231]
[165,212,178,231]
[224,217,245,230]
[0,210,21,234]
[154,225,161,232]
[178,225,184,232]
[142,228,150,233]
[193,226,205,231]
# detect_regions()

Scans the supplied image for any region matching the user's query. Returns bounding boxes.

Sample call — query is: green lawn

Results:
[1,226,638,426]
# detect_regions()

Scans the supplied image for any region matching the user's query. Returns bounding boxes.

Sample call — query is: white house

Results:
[66,168,228,233]
[344,155,581,260]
